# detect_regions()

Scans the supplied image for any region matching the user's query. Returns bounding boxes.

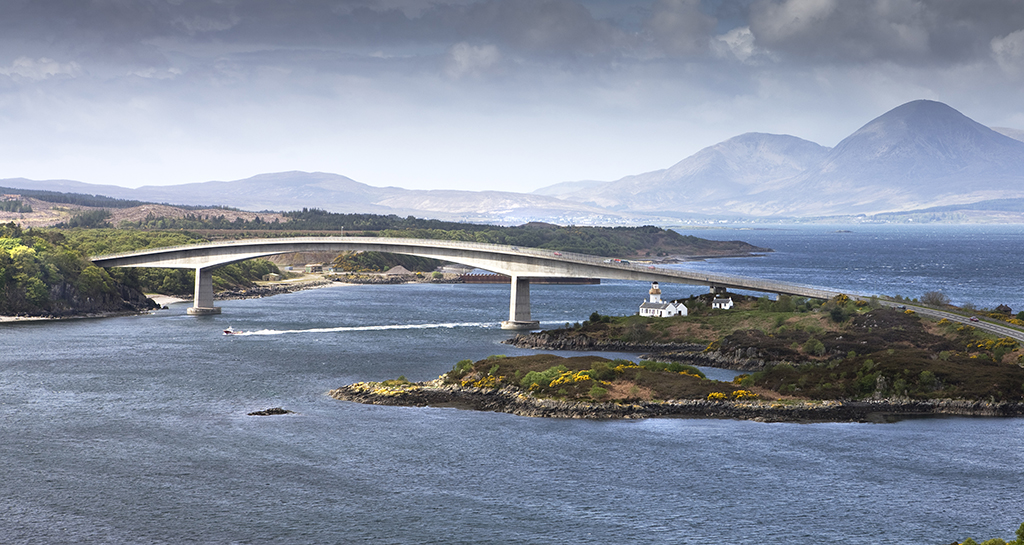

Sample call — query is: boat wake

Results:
[226,322,495,336]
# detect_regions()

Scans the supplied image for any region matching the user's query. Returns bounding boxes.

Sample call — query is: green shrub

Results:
[919,370,938,391]
[449,359,474,380]
[589,385,608,399]
[589,361,617,382]
[803,338,826,356]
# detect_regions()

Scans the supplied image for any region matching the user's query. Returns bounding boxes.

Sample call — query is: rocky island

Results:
[331,294,1024,422]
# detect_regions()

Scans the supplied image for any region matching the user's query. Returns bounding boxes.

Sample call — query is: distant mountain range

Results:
[4,99,1024,223]
[539,100,1024,218]
[0,172,628,225]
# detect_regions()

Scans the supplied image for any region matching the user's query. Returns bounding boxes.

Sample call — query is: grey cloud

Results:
[644,0,717,57]
[748,0,1024,65]
[992,29,1024,77]
[427,0,627,59]
[0,0,643,80]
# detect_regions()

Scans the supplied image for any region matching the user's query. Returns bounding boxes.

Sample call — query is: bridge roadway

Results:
[90,236,1024,339]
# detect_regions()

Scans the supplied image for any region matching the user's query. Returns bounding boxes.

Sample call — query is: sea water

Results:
[1,224,1022,544]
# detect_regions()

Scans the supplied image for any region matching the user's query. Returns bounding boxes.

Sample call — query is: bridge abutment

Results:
[501,276,539,330]
[186,267,221,315]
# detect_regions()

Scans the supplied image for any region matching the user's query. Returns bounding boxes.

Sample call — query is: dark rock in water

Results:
[248,407,294,416]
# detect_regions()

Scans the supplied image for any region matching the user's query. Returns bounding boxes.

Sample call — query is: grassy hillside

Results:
[517,294,1024,402]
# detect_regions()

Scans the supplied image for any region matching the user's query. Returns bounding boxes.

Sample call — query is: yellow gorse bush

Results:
[462,375,503,389]
[549,370,594,388]
[707,392,727,401]
[972,337,1019,351]
[613,362,641,373]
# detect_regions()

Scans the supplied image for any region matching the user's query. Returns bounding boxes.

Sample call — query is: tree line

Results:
[0,225,285,317]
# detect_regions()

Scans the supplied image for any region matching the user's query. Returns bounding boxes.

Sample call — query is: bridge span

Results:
[91,236,842,328]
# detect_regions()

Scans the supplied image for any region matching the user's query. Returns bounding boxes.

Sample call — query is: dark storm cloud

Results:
[748,0,1024,65]
[644,0,717,56]
[0,0,624,59]
[3,0,1023,70]
[0,0,718,77]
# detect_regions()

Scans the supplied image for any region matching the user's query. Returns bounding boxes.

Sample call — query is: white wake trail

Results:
[230,322,494,336]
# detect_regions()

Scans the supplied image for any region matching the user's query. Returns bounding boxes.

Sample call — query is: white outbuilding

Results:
[712,296,734,310]
[639,282,687,318]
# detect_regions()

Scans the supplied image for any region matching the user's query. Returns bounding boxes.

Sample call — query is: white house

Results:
[639,282,687,318]
[712,296,734,310]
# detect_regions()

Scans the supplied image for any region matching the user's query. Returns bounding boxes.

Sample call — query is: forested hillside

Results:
[0,223,155,317]
[0,226,286,317]
[118,208,769,258]
[64,229,283,297]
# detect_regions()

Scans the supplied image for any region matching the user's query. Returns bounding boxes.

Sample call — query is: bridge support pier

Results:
[186,266,221,315]
[501,276,539,330]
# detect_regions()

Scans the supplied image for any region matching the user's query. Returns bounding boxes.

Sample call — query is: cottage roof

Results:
[640,302,671,310]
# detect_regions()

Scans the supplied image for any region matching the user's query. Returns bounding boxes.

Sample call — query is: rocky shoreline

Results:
[329,380,1024,422]
[502,333,770,371]
[214,278,336,300]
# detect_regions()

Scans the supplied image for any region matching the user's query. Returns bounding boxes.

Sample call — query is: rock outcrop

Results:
[42,280,159,318]
[247,407,294,416]
[502,333,771,371]
[503,333,703,353]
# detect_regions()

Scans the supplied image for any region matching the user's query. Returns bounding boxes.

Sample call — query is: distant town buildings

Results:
[639,282,687,318]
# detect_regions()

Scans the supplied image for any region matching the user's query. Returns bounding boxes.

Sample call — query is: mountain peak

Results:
[851,99,983,140]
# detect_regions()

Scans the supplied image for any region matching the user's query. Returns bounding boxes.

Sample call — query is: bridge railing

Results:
[90,236,848,299]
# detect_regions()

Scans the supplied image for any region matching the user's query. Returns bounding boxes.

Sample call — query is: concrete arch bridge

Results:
[91,236,843,329]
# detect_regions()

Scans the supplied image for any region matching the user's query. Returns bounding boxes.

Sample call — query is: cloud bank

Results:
[0,0,1022,190]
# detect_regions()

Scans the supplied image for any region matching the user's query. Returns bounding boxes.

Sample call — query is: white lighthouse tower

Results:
[649,282,662,304]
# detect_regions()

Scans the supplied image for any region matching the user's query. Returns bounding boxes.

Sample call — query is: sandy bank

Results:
[147,294,188,306]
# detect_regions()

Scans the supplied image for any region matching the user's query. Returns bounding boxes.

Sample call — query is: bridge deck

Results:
[90,236,840,299]
[90,236,1024,340]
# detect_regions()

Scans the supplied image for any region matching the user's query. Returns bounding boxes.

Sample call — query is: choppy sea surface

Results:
[2,224,1023,544]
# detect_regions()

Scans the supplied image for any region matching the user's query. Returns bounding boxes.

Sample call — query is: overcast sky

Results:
[2,0,1023,191]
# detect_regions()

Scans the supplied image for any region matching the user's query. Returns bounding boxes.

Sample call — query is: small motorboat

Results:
[223,326,243,335]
